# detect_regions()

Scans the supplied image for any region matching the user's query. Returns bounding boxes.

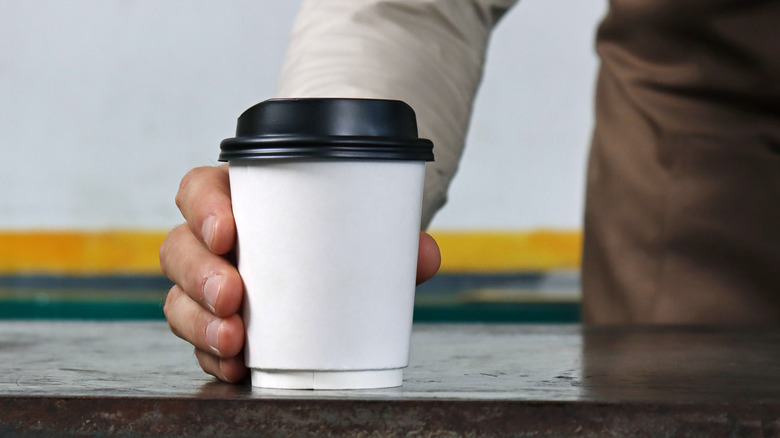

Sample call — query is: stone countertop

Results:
[1,322,779,437]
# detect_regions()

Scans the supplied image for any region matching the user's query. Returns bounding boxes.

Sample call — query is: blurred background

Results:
[0,0,607,321]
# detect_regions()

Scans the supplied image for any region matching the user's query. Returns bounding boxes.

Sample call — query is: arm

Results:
[277,0,518,228]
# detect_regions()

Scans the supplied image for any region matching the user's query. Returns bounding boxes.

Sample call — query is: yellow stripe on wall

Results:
[430,230,582,272]
[0,231,167,275]
[0,229,581,275]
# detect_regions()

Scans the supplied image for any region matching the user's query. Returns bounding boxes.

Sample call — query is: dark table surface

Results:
[2,322,780,437]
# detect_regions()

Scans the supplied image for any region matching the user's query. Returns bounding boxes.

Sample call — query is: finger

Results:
[164,284,245,358]
[160,224,243,317]
[175,164,236,255]
[416,232,441,285]
[195,348,249,384]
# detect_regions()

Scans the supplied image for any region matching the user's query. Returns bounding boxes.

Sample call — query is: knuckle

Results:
[195,350,220,379]
[175,167,207,210]
[158,234,172,276]
[166,319,178,338]
[163,287,182,335]
[158,225,184,278]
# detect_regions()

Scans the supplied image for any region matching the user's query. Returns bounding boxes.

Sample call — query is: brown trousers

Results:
[582,0,780,324]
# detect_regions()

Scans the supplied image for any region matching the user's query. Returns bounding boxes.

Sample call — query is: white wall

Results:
[0,0,607,231]
[436,0,607,229]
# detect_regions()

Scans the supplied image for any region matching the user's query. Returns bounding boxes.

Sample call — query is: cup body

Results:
[229,158,425,389]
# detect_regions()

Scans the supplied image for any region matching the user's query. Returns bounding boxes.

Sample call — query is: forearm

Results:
[276,0,518,228]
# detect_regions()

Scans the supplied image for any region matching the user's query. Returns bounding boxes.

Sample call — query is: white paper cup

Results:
[219,98,434,389]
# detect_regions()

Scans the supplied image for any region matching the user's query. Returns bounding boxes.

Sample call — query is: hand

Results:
[160,164,246,382]
[160,164,441,383]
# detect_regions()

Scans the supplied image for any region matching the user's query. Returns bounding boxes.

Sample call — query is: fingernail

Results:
[202,215,216,250]
[203,275,221,313]
[206,319,222,354]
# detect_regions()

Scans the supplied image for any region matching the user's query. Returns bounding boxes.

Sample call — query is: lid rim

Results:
[220,135,433,148]
[220,98,434,162]
[218,145,434,162]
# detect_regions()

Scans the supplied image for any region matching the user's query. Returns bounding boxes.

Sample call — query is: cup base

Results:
[250,368,403,390]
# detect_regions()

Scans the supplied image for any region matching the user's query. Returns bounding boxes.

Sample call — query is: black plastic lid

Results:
[219,98,434,162]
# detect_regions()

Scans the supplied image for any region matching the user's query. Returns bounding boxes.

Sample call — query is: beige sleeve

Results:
[275,0,519,229]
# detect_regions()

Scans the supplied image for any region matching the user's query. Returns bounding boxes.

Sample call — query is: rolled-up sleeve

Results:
[276,0,518,229]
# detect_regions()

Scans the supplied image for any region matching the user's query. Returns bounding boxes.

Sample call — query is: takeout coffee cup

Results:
[219,98,434,389]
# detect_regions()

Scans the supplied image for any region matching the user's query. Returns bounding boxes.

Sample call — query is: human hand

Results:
[160,164,441,383]
[160,164,246,382]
